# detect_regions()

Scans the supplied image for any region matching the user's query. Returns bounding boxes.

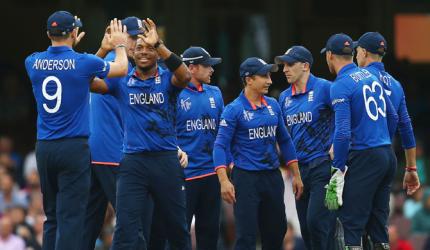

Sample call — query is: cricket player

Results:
[90,18,192,250]
[275,45,335,250]
[354,32,420,249]
[321,33,398,249]
[147,46,225,250]
[178,46,224,249]
[83,16,147,250]
[213,57,303,250]
[24,11,128,250]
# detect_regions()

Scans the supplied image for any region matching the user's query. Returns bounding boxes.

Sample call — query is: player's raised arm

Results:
[138,18,191,87]
[106,18,129,78]
[95,26,114,59]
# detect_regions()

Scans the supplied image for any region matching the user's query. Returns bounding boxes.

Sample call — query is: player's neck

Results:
[51,40,73,48]
[293,72,310,94]
[190,78,203,88]
[335,61,353,75]
[244,87,262,107]
[135,65,158,80]
[364,58,382,67]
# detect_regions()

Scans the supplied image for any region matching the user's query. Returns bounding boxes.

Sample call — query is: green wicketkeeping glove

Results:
[325,166,348,210]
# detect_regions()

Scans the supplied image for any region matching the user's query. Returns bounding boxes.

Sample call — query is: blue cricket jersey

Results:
[25,46,110,140]
[213,91,297,171]
[106,66,183,152]
[364,62,415,149]
[89,51,131,165]
[279,74,334,164]
[330,63,398,171]
[176,83,224,180]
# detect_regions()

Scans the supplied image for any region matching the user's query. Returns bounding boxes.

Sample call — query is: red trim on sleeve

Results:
[215,165,227,171]
[286,159,298,166]
[91,161,120,166]
[185,172,217,181]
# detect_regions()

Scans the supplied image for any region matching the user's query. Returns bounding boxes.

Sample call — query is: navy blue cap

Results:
[320,33,354,55]
[47,11,82,36]
[122,16,145,36]
[274,46,313,66]
[353,32,387,56]
[239,57,278,78]
[181,47,222,66]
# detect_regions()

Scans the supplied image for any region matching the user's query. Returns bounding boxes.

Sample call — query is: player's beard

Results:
[137,62,157,73]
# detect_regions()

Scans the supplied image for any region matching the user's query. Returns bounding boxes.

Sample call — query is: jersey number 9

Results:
[42,76,62,114]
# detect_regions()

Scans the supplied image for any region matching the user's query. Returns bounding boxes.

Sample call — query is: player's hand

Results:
[110,18,128,48]
[292,175,304,200]
[220,179,236,204]
[325,166,347,210]
[138,18,160,47]
[100,26,115,52]
[403,171,420,195]
[178,148,188,168]
[73,16,85,47]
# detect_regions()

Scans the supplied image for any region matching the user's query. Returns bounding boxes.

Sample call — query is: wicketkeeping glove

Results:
[325,166,348,210]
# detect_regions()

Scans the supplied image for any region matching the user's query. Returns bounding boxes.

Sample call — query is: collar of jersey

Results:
[335,63,357,81]
[47,46,73,53]
[367,61,385,72]
[291,73,316,96]
[239,91,268,110]
[186,82,205,92]
[129,66,164,80]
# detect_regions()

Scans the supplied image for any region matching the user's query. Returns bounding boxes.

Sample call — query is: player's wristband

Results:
[405,166,417,172]
[164,53,183,72]
[114,44,126,49]
[154,39,164,49]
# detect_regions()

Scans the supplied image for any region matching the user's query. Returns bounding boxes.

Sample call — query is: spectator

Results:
[0,215,26,250]
[403,186,424,219]
[411,187,430,234]
[6,206,40,250]
[0,173,28,214]
[32,214,44,249]
[388,224,413,250]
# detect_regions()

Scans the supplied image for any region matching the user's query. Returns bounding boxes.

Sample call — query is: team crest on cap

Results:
[51,22,58,27]
[137,19,143,29]
[285,48,293,55]
[344,41,350,46]
[380,41,385,46]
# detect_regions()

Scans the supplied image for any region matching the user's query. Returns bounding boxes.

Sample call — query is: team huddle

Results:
[24,10,421,250]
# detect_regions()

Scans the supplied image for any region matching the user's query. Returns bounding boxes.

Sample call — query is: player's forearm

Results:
[90,77,109,94]
[157,43,191,86]
[95,48,109,59]
[398,98,416,149]
[107,47,128,78]
[213,143,228,171]
[287,161,300,178]
[216,167,230,184]
[405,147,416,168]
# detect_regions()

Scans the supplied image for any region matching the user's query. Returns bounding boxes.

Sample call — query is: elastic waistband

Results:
[351,144,391,153]
[126,150,177,157]
[37,137,88,143]
[299,155,330,167]
[234,166,279,173]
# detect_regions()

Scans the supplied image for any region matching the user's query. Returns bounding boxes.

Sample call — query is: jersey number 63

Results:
[362,81,386,121]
